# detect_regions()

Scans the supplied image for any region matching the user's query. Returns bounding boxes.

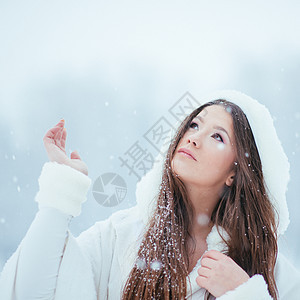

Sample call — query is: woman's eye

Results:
[189,122,198,130]
[212,133,224,143]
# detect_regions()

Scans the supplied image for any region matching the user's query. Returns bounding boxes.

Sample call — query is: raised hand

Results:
[43,119,89,176]
[196,250,250,297]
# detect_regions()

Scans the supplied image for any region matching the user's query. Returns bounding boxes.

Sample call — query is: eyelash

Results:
[189,122,224,143]
[212,133,224,143]
[189,122,198,130]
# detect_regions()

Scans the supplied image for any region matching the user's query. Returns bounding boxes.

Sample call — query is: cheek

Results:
[205,145,235,170]
[171,156,181,175]
[171,158,175,172]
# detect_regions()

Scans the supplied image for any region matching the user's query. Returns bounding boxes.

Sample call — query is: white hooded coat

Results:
[1,90,300,299]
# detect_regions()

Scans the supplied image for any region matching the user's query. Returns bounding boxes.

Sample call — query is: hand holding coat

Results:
[196,250,250,297]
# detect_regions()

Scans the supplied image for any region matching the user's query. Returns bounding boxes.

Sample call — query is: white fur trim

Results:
[34,161,92,216]
[217,274,271,300]
[206,225,229,253]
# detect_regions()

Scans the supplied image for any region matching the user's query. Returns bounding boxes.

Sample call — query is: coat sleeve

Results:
[54,206,139,299]
[0,208,115,300]
[63,217,117,299]
[0,161,101,300]
[216,252,300,300]
[0,206,72,300]
[216,274,272,300]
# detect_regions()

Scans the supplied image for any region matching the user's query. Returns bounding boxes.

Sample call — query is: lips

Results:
[178,148,197,161]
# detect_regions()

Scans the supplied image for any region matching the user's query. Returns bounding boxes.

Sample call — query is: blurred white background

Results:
[0,0,299,271]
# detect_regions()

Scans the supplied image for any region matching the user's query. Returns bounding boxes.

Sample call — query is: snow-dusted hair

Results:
[122,99,278,300]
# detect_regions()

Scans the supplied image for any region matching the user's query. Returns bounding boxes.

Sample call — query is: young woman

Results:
[0,90,299,299]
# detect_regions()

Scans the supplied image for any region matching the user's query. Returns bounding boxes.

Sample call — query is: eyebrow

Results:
[194,115,232,143]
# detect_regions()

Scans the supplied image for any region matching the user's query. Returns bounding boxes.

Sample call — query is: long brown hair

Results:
[122,100,278,299]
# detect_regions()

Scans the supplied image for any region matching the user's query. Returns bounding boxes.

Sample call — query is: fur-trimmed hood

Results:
[136,90,290,236]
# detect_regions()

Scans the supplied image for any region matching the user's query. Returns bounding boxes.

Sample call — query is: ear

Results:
[225,170,236,187]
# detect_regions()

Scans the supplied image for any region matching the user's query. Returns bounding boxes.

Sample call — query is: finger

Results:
[44,127,61,141]
[196,275,208,289]
[61,128,67,149]
[202,250,226,261]
[55,119,65,127]
[70,150,81,160]
[44,120,65,141]
[55,124,64,141]
[201,257,218,269]
[197,266,211,278]
[54,119,66,142]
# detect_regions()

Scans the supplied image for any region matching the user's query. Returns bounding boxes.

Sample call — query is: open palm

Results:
[43,119,89,176]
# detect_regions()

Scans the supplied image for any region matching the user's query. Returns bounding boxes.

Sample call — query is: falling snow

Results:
[197,214,210,226]
[136,257,146,269]
[150,260,162,271]
[124,176,187,298]
[225,107,232,114]
[217,143,225,150]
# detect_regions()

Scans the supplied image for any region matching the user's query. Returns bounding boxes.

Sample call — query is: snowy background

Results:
[1,0,300,271]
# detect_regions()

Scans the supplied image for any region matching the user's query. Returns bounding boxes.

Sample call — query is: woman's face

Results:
[171,104,236,189]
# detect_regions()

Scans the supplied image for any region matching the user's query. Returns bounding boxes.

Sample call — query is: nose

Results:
[187,131,202,148]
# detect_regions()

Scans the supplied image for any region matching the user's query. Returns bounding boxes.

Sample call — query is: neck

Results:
[185,183,221,239]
